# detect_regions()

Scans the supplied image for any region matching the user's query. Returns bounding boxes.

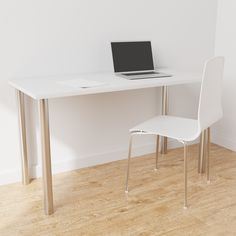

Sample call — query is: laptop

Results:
[111,41,171,80]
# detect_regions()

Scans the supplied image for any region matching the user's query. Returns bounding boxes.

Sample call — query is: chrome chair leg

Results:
[161,86,168,154]
[203,129,208,173]
[184,142,188,209]
[125,134,133,193]
[155,135,160,171]
[206,128,211,183]
[198,133,202,173]
[199,131,205,174]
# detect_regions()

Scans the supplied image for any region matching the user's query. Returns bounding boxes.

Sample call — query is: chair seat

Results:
[130,115,199,142]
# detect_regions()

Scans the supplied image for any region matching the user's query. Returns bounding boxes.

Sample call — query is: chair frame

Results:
[125,128,210,209]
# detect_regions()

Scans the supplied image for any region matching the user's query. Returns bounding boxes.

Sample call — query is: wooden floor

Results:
[0,144,236,235]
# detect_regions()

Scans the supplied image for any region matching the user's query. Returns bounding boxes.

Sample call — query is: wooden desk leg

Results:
[39,99,54,215]
[161,86,168,154]
[16,90,30,185]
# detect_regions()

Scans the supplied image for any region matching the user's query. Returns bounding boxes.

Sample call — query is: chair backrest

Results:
[198,56,225,131]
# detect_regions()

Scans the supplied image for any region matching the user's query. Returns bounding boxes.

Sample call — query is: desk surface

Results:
[9,70,201,100]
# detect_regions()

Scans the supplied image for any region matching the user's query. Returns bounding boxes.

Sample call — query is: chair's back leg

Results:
[206,128,211,183]
[155,135,160,171]
[184,143,188,209]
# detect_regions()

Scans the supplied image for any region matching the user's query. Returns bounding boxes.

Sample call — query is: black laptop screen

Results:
[111,41,154,73]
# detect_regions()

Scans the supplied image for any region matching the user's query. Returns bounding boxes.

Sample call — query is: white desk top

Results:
[9,70,201,100]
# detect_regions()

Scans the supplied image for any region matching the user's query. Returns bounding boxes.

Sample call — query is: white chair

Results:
[125,57,224,209]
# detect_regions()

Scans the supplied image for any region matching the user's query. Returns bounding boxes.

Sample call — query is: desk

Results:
[9,70,201,215]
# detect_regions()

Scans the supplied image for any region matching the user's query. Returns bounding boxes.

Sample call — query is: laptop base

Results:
[118,71,172,80]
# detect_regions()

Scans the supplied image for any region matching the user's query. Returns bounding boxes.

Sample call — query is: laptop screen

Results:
[111,41,154,73]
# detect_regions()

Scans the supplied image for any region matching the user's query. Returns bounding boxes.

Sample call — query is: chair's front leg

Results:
[199,131,205,174]
[161,86,168,154]
[125,134,133,193]
[198,132,202,173]
[183,142,188,209]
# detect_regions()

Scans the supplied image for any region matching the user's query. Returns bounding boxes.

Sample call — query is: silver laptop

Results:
[111,41,171,80]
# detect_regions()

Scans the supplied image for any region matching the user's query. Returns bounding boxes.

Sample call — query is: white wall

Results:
[212,0,236,151]
[0,0,217,185]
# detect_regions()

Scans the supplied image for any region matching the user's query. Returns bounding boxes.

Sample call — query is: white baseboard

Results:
[30,142,156,178]
[1,132,234,186]
[212,132,236,152]
[0,139,190,186]
[0,169,22,186]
